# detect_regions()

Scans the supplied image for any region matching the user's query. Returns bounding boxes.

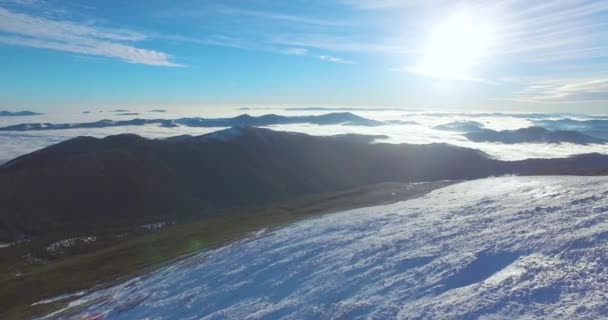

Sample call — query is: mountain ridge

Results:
[0,110,42,117]
[465,126,607,145]
[2,127,608,242]
[0,112,385,132]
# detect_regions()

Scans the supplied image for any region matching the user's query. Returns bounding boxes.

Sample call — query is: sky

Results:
[0,0,607,113]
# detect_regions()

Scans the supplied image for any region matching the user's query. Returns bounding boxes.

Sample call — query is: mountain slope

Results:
[1,127,608,241]
[433,120,484,132]
[534,118,608,140]
[465,126,606,144]
[42,176,608,319]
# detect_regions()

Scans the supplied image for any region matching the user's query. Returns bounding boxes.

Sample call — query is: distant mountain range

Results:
[434,121,485,132]
[465,127,607,145]
[0,111,42,117]
[284,107,417,112]
[425,112,608,120]
[0,112,385,131]
[433,121,607,145]
[2,127,608,242]
[534,118,608,140]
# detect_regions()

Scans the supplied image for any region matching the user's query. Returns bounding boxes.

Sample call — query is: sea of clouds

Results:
[1,108,608,163]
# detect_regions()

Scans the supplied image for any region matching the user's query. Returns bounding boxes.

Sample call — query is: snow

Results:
[41,176,608,319]
[32,291,87,307]
[140,222,172,231]
[0,242,13,248]
[45,236,96,256]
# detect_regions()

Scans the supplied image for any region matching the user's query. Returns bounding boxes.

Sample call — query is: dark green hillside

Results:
[1,127,608,241]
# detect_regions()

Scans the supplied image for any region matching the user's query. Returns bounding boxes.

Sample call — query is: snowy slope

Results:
[42,176,608,320]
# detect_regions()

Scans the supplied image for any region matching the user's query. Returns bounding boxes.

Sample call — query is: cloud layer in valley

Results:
[1,109,608,164]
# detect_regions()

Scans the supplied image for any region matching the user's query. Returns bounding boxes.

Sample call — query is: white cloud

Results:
[492,1,608,63]
[512,78,608,104]
[1,110,607,163]
[270,34,411,54]
[344,0,608,81]
[281,47,308,56]
[0,0,44,6]
[217,7,346,26]
[339,0,433,10]
[0,7,181,66]
[397,66,488,83]
[319,55,354,64]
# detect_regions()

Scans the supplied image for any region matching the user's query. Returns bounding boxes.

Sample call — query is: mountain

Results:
[385,120,419,125]
[0,119,177,131]
[534,118,608,140]
[45,176,608,319]
[0,111,42,117]
[0,112,384,132]
[434,121,484,132]
[116,113,140,116]
[424,112,603,119]
[174,112,385,127]
[284,107,411,111]
[465,126,607,144]
[1,127,608,242]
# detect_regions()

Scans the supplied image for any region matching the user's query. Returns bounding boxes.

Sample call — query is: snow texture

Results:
[41,176,608,319]
[45,237,96,256]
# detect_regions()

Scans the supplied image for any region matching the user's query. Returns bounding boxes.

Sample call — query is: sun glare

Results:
[413,11,496,81]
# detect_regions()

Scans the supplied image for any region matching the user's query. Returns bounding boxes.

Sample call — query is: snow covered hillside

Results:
[43,176,608,319]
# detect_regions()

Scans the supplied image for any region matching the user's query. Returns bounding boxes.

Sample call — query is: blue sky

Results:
[0,0,607,113]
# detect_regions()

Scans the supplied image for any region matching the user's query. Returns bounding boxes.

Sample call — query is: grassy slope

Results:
[0,181,456,319]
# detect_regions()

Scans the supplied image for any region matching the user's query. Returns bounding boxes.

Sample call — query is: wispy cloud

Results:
[2,0,607,106]
[491,1,608,64]
[338,0,428,10]
[217,7,346,26]
[0,7,181,66]
[269,34,410,54]
[162,33,313,58]
[0,0,43,5]
[281,47,309,56]
[511,79,608,103]
[346,1,607,63]
[319,55,354,64]
[397,66,488,83]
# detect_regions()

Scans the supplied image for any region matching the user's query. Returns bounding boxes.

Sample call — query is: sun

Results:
[412,11,496,81]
